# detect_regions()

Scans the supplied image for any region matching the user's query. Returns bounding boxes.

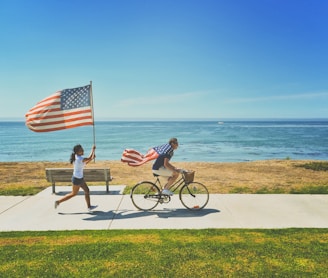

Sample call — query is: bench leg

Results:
[106,181,109,193]
[52,183,56,194]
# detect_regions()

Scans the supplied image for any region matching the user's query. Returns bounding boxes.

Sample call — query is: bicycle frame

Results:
[153,175,187,194]
[130,172,209,211]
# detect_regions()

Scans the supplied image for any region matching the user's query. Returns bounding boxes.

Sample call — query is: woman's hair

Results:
[70,144,83,164]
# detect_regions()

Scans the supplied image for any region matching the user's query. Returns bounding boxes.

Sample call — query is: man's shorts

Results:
[152,167,173,177]
[72,176,84,185]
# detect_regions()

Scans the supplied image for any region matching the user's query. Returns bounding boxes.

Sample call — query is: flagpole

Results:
[90,80,96,162]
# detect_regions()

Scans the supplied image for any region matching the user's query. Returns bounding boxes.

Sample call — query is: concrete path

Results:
[0,186,327,231]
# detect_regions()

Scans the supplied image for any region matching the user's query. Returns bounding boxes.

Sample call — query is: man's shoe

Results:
[162,189,173,196]
[54,201,59,209]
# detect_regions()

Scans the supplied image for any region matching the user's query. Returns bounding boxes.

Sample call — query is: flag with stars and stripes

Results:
[121,148,159,166]
[121,143,173,166]
[25,85,94,132]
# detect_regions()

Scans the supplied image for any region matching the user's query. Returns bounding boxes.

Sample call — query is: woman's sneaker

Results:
[54,201,59,209]
[88,205,98,212]
[162,189,173,196]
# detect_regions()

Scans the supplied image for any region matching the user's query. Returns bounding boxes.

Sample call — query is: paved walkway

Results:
[0,186,327,231]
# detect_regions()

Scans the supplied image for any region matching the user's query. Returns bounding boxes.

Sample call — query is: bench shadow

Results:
[55,190,122,196]
[81,208,221,221]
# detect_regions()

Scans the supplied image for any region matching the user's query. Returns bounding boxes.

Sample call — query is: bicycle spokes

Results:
[130,181,161,211]
[179,182,209,210]
[131,178,209,211]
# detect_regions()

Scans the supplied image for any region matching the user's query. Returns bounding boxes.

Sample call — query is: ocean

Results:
[1,120,327,162]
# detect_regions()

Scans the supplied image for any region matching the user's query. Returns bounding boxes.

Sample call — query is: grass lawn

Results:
[1,160,328,195]
[1,229,327,277]
[1,161,327,277]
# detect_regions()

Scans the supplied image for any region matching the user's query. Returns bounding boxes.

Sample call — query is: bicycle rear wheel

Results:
[179,182,209,210]
[130,181,161,211]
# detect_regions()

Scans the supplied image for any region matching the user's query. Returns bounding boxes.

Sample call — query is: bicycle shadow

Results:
[82,208,220,222]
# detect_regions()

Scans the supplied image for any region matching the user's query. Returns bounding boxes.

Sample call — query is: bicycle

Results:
[130,170,209,211]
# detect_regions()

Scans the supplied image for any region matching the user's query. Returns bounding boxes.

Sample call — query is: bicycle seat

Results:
[153,173,160,177]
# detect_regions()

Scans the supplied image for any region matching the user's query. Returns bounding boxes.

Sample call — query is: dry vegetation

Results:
[1,160,328,195]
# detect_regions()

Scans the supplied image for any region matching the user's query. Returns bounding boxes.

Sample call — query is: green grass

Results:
[297,161,328,171]
[1,229,327,277]
[290,185,328,194]
[5,184,327,196]
[0,186,44,196]
[229,185,328,194]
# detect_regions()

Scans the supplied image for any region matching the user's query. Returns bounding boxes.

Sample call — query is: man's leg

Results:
[152,167,179,190]
[164,171,179,189]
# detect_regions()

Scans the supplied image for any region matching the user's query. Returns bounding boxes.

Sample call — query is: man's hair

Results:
[169,138,178,145]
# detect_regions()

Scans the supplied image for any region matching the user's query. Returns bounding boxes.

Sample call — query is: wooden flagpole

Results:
[89,81,96,162]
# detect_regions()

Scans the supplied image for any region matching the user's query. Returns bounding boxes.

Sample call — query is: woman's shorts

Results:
[152,167,173,177]
[72,176,84,185]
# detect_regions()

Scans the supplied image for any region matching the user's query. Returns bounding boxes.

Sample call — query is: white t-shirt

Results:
[73,155,85,178]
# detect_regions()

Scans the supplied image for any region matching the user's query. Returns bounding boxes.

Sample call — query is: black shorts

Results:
[72,176,84,185]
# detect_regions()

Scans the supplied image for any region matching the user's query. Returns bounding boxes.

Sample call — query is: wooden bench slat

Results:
[45,168,112,194]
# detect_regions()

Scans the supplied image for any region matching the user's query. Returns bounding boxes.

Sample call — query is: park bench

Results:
[45,168,112,194]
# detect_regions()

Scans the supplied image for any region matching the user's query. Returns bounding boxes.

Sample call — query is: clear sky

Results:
[1,0,328,120]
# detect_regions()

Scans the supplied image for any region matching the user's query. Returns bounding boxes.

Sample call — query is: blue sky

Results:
[1,0,328,120]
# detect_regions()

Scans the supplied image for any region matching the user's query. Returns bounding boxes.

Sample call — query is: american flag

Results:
[121,143,173,167]
[121,148,159,166]
[25,85,93,132]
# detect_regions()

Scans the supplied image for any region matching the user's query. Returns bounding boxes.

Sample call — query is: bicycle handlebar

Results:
[179,169,194,174]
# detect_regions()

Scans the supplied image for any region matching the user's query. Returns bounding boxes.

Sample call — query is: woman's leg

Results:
[57,185,80,204]
[80,181,91,208]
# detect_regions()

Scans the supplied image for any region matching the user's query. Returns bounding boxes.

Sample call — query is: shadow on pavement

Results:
[55,190,122,196]
[80,208,220,221]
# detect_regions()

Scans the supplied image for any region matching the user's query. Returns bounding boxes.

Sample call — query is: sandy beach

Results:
[1,160,327,195]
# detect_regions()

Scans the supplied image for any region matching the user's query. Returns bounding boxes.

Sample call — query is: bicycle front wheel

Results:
[180,182,209,210]
[130,181,161,211]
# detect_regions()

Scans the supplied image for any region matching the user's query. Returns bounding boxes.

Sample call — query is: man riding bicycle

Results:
[152,138,182,196]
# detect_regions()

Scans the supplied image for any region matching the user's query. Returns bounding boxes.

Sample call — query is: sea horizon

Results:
[1,119,327,163]
[1,117,328,122]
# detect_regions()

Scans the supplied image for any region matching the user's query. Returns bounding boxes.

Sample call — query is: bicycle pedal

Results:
[159,195,170,204]
[163,196,171,203]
